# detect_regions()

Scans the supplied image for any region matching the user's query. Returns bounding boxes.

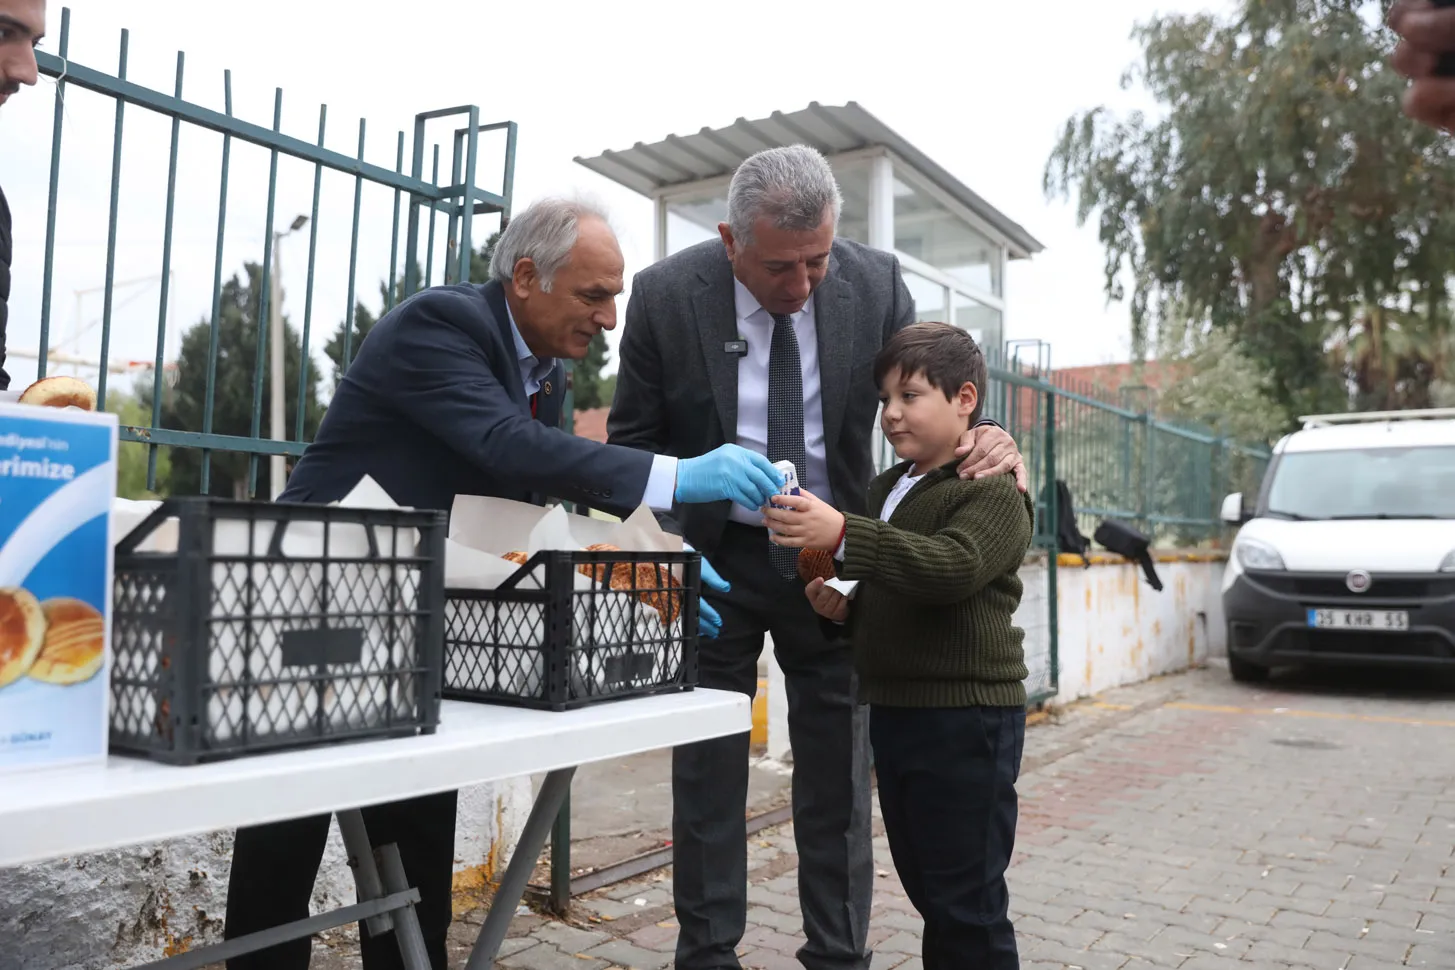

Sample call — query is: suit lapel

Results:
[814,252,854,461]
[481,280,530,412]
[694,255,740,442]
[537,362,565,428]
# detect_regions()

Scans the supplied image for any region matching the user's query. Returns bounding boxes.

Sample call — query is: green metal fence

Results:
[33,7,517,497]
[1042,369,1272,546]
[876,358,1273,543]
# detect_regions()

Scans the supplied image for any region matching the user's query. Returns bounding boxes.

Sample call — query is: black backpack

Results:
[1042,479,1092,566]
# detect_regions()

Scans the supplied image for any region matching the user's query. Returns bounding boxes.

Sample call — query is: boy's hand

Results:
[805,577,849,623]
[763,488,845,551]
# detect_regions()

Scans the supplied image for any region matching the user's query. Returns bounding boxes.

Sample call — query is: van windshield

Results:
[1264,446,1455,520]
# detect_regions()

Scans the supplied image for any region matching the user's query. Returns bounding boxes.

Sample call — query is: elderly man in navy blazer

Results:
[223,198,787,970]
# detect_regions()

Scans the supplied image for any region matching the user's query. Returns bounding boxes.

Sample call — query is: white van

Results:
[1220,409,1455,682]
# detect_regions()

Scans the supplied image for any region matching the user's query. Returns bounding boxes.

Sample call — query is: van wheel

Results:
[1228,654,1269,683]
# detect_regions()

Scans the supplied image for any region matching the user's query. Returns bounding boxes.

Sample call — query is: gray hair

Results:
[489,197,612,292]
[726,145,842,246]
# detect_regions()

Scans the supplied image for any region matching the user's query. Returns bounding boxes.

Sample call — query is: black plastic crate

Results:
[444,549,700,711]
[111,497,447,764]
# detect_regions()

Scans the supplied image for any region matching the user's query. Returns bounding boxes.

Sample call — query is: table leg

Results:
[338,809,395,938]
[376,842,434,970]
[338,808,432,970]
[124,811,424,970]
[464,767,577,970]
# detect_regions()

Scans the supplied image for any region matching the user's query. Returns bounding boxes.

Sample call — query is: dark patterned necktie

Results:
[767,312,807,579]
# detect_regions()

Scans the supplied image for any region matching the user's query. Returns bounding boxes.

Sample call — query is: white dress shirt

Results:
[505,303,676,510]
[728,278,829,526]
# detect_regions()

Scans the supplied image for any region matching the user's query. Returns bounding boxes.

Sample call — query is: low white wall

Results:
[1047,553,1227,703]
[765,553,1227,756]
[1,777,530,969]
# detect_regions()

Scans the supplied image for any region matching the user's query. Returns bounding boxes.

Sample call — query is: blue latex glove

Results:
[693,549,729,639]
[675,444,784,511]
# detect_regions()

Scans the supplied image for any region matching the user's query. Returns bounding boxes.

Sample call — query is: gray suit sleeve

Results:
[887,255,916,340]
[607,279,684,536]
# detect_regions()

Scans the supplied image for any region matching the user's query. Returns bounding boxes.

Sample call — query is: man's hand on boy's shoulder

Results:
[955,424,1028,492]
[763,488,845,550]
[805,577,850,624]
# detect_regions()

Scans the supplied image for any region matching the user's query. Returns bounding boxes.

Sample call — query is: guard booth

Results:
[575,101,1043,358]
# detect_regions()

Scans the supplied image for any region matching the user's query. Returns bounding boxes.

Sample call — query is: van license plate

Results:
[1307,609,1409,631]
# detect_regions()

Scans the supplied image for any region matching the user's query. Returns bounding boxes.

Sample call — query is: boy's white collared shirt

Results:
[879,470,927,524]
[824,468,925,602]
[834,468,924,562]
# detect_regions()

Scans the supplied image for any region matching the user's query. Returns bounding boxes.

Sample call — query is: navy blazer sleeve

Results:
[382,292,654,517]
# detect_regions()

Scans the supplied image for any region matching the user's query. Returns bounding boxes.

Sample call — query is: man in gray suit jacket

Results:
[608,146,1025,970]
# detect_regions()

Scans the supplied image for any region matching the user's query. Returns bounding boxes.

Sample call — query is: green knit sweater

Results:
[838,459,1034,708]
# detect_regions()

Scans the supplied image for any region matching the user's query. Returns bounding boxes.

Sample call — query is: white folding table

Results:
[0,690,749,969]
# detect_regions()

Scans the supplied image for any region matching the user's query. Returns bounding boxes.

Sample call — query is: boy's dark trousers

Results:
[869,704,1026,970]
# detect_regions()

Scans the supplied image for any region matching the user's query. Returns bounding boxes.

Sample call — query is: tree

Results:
[1153,325,1291,446]
[323,278,392,388]
[325,229,616,409]
[571,335,615,410]
[1044,0,1455,417]
[149,263,326,498]
[325,233,501,384]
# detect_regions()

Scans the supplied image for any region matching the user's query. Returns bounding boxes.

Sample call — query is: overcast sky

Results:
[0,0,1227,393]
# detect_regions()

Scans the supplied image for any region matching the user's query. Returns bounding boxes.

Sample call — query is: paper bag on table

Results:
[447,495,686,601]
[445,499,595,697]
[449,494,680,557]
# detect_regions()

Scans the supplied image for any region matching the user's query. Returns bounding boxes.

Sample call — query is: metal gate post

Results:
[1044,388,1059,697]
[548,362,574,914]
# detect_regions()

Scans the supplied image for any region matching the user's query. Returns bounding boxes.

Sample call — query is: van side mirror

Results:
[1220,493,1245,525]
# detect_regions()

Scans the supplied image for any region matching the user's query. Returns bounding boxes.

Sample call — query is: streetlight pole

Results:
[270,215,308,501]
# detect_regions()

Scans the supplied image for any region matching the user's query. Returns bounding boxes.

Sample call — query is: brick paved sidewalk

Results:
[448,663,1455,969]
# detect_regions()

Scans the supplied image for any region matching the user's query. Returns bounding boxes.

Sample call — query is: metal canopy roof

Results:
[575,101,1044,259]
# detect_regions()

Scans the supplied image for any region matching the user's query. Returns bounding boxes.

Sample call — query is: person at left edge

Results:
[0,0,44,392]
[222,197,785,970]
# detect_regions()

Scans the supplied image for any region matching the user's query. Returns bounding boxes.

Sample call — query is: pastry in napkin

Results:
[797,549,837,584]
[501,545,683,627]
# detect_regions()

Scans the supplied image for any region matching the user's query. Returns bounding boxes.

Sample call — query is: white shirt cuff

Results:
[644,454,679,512]
[833,537,846,562]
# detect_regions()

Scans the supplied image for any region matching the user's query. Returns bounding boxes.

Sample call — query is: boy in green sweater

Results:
[763,321,1033,969]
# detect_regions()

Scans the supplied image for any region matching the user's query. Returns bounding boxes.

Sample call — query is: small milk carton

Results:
[0,403,118,772]
[772,460,800,496]
[767,460,801,540]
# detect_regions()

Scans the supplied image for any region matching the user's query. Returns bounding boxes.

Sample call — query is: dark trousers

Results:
[223,790,457,970]
[870,705,1025,970]
[674,523,874,970]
